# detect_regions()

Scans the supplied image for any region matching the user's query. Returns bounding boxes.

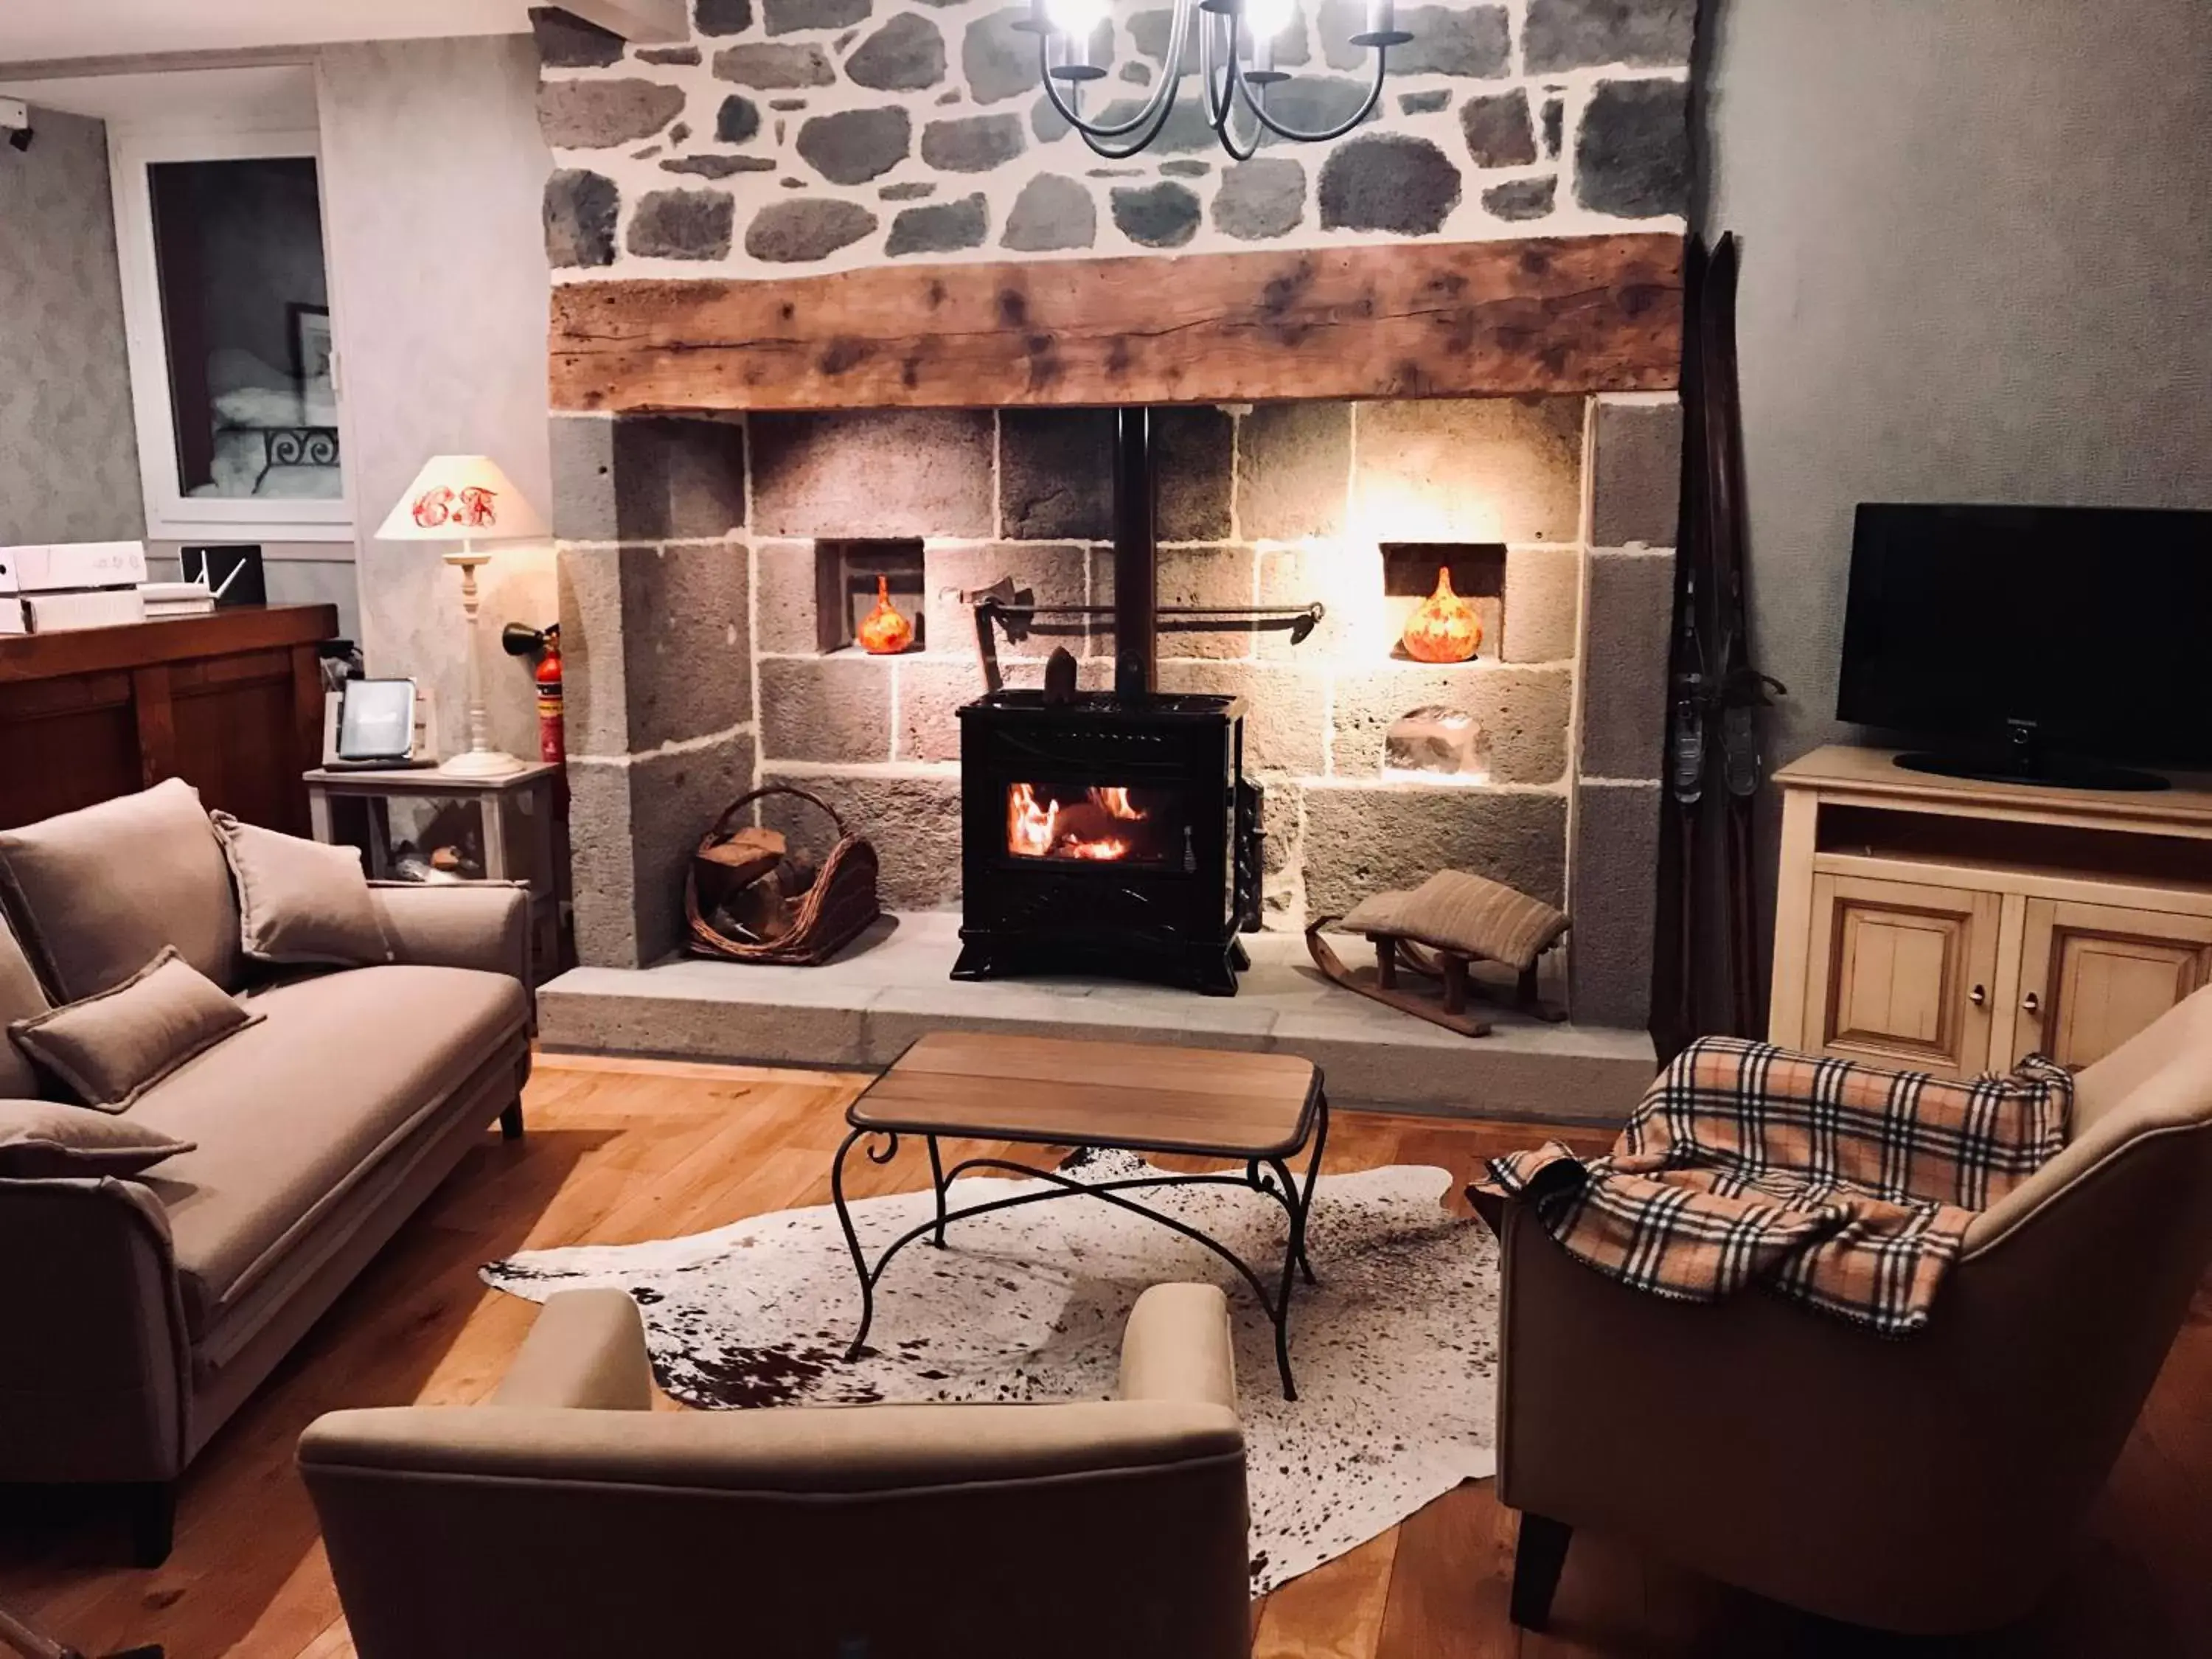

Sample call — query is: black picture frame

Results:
[288,301,333,385]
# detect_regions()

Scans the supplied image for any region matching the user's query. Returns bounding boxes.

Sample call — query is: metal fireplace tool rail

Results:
[963,404,1324,690]
[963,587,1324,690]
[830,1096,1331,1399]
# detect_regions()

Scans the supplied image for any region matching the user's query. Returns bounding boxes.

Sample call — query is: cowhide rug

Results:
[482,1149,1499,1593]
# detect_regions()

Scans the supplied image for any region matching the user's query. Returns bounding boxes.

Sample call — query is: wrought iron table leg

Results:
[928,1135,948,1248]
[1295,1093,1329,1285]
[831,1125,888,1361]
[829,1102,1326,1391]
[1266,1154,1307,1400]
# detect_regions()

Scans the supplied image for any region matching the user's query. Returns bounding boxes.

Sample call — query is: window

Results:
[111,128,351,542]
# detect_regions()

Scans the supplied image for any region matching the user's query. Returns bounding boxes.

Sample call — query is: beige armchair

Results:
[301,1282,1250,1659]
[1495,985,2212,1637]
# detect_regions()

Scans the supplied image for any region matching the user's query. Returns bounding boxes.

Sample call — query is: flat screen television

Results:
[1838,504,2212,790]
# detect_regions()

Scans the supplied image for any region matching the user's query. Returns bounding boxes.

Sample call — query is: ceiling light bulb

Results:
[1246,0,1295,38]
[1045,0,1106,35]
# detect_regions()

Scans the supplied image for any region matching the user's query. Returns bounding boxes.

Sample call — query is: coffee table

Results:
[830,1032,1329,1399]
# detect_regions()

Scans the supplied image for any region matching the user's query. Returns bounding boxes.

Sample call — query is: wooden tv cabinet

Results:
[1770,745,2212,1079]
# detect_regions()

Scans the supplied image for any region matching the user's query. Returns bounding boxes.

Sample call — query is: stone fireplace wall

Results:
[534,0,1697,1029]
[531,0,1692,276]
[552,389,1677,1025]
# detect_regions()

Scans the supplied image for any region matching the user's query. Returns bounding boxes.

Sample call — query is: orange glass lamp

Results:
[1400,566,1483,663]
[375,455,549,776]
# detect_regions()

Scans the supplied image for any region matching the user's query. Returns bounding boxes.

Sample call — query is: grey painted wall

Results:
[1700,0,2212,987]
[319,35,557,761]
[0,105,144,546]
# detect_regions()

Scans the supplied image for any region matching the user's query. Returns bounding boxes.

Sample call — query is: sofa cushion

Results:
[212,811,394,968]
[10,947,262,1111]
[0,778,241,1001]
[0,908,48,1100]
[129,964,529,1334]
[0,1099,196,1179]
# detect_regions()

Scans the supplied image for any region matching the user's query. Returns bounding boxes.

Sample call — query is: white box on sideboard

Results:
[0,541,150,594]
[20,588,147,632]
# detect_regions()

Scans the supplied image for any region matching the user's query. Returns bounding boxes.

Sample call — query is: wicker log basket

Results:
[685,786,880,965]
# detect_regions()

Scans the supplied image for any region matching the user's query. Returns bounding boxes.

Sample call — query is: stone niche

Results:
[552,391,1682,1026]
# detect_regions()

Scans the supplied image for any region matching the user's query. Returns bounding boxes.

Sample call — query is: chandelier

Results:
[1018,0,1411,160]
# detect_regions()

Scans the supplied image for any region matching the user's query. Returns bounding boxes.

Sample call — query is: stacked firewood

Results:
[693,826,819,946]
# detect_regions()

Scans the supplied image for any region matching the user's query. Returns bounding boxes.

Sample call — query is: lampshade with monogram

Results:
[376,455,548,776]
[375,454,548,544]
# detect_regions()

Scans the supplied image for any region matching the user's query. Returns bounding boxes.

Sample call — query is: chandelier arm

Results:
[1034,7,1189,142]
[1227,41,1389,143]
[1215,110,1262,161]
[1203,33,1263,161]
[1060,77,1184,159]
[1071,107,1178,159]
[1197,16,1264,158]
[1225,93,1265,159]
[1199,11,1232,131]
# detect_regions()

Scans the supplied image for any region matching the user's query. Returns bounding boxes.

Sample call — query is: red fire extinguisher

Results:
[535,624,565,764]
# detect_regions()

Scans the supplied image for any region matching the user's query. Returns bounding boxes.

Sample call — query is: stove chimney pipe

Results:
[1111,406,1157,699]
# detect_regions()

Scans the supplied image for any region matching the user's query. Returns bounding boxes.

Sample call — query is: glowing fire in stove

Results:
[1008,782,1054,856]
[1006,782,1147,861]
[1092,786,1142,821]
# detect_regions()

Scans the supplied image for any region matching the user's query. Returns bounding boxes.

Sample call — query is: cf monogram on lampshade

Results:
[375,456,549,778]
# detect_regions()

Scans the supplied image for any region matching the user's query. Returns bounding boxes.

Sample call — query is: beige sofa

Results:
[1495,983,2212,1636]
[301,1283,1251,1659]
[0,782,534,1564]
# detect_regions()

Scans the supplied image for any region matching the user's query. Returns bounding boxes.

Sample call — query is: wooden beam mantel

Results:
[549,233,1683,412]
[557,0,689,43]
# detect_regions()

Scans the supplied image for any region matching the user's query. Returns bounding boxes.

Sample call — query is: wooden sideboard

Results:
[1770,745,2212,1079]
[0,605,338,835]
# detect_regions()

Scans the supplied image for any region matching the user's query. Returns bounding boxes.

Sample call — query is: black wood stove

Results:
[953,409,1266,995]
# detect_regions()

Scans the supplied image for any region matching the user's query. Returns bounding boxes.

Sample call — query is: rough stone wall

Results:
[553,390,1677,1026]
[532,0,1692,276]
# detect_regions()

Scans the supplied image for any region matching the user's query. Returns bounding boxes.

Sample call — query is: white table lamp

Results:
[375,455,549,777]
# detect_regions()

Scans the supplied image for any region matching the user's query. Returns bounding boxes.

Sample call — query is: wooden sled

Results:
[1307,924,1495,1037]
[1304,871,1571,1037]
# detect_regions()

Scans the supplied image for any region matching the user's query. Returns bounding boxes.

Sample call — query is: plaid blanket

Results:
[1473,1037,2072,1335]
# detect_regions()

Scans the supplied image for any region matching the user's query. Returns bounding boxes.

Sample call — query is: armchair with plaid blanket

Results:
[1486,985,2212,1638]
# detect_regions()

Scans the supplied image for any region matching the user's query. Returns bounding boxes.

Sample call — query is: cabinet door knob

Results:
[2023,990,2042,1018]
[1969,984,1988,1007]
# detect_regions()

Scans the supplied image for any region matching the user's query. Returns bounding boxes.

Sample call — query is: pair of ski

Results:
[1658,234,1786,1056]
[0,1596,160,1659]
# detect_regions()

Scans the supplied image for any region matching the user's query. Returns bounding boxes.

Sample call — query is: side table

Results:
[303,761,566,983]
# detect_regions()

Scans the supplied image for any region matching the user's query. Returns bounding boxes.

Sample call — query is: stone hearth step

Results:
[539,913,1654,1124]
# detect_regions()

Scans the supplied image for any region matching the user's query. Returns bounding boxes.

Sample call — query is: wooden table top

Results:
[304,760,561,793]
[1775,744,2212,827]
[851,1032,1324,1158]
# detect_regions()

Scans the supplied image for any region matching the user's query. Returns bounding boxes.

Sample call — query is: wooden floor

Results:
[1,1053,2207,1658]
